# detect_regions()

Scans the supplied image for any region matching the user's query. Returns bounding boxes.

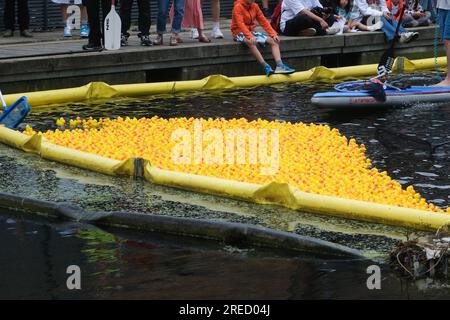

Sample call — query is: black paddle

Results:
[368,1,409,102]
[377,0,408,78]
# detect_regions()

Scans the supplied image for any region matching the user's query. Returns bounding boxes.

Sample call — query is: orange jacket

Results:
[231,0,277,39]
[386,0,404,21]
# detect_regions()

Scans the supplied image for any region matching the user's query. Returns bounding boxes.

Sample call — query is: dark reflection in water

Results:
[24,73,449,209]
[1,212,450,299]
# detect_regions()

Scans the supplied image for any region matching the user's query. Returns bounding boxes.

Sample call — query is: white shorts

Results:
[51,0,83,5]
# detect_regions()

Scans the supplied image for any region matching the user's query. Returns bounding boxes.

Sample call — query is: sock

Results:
[276,60,284,67]
[212,21,220,30]
[81,20,88,26]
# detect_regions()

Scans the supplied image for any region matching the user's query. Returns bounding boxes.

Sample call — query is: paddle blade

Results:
[377,45,395,77]
[104,5,121,50]
[0,96,30,129]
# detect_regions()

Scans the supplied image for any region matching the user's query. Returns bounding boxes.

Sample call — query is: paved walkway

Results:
[0,19,236,59]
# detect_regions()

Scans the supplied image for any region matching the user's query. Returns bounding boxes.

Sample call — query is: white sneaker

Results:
[191,28,199,39]
[326,25,340,35]
[367,20,383,31]
[63,25,72,37]
[399,31,419,43]
[211,27,224,39]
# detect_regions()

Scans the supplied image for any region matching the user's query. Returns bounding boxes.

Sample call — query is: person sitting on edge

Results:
[335,0,383,31]
[434,0,450,86]
[387,0,431,27]
[280,0,340,37]
[231,0,295,75]
[351,0,419,42]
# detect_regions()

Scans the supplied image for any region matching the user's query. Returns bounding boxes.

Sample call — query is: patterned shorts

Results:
[234,31,268,48]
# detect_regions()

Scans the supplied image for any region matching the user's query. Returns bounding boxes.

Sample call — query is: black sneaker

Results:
[82,43,103,51]
[121,34,129,46]
[20,29,33,37]
[140,35,153,46]
[3,29,13,37]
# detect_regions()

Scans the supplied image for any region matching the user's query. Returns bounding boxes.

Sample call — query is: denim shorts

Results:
[234,31,268,48]
[438,9,450,40]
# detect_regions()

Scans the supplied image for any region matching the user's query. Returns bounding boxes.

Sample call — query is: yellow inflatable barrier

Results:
[1,125,449,232]
[1,58,449,231]
[2,57,447,108]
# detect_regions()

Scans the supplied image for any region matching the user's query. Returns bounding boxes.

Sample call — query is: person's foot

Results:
[2,29,13,37]
[298,28,316,36]
[264,63,274,76]
[121,33,129,46]
[82,43,103,51]
[80,24,89,38]
[191,28,199,39]
[20,29,33,37]
[64,25,72,37]
[169,35,178,46]
[432,79,450,87]
[140,35,153,46]
[399,31,419,43]
[153,34,163,45]
[211,26,224,39]
[198,35,211,43]
[172,34,183,43]
[367,20,383,31]
[274,63,296,74]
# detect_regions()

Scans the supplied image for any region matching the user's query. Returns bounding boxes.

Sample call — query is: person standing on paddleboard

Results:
[434,0,450,86]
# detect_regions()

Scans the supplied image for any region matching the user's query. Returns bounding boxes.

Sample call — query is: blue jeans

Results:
[380,16,407,41]
[156,0,184,34]
[438,9,450,40]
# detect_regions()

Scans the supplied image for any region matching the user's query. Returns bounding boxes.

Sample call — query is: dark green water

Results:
[2,211,450,299]
[1,74,449,298]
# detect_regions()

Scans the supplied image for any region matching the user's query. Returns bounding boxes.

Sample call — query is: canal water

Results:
[1,211,450,299]
[0,73,449,298]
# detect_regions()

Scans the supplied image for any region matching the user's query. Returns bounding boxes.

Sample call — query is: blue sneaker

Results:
[80,24,89,38]
[64,25,72,37]
[274,63,295,74]
[264,64,274,76]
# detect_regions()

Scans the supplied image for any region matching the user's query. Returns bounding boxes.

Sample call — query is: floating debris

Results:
[390,227,450,279]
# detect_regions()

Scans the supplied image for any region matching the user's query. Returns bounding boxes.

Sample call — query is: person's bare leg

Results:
[61,4,69,22]
[434,40,450,87]
[244,39,265,65]
[80,5,88,22]
[211,0,224,38]
[262,0,269,10]
[355,22,370,31]
[212,0,220,23]
[266,37,281,61]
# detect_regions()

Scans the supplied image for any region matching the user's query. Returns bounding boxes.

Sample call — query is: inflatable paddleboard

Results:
[311,86,450,108]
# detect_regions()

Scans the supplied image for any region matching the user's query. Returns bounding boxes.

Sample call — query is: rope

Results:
[434,20,443,81]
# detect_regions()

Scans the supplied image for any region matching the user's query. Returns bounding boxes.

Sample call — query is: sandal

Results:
[169,36,178,46]
[198,35,211,43]
[153,34,163,45]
